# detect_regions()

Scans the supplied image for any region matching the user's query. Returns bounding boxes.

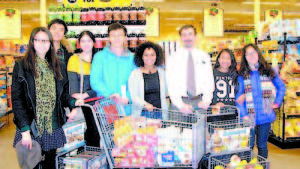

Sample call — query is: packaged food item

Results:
[113,6,121,24]
[57,5,64,21]
[88,7,97,25]
[95,34,103,52]
[48,5,57,23]
[64,5,73,26]
[121,6,129,25]
[138,33,146,46]
[73,5,81,26]
[129,4,137,25]
[96,8,105,25]
[105,7,113,25]
[137,5,146,25]
[128,32,138,52]
[81,8,89,25]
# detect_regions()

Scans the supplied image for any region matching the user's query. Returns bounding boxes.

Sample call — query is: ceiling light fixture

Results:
[242,2,281,5]
[165,17,196,21]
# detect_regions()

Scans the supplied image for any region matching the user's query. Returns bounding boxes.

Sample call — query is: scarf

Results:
[35,56,56,135]
[244,74,275,118]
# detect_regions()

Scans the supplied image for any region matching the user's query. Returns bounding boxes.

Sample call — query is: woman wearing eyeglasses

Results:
[67,31,100,147]
[236,44,286,159]
[11,27,75,169]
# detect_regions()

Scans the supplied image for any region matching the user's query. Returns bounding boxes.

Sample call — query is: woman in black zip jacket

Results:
[11,27,76,169]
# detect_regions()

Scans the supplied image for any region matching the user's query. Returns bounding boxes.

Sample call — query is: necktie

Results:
[187,51,196,97]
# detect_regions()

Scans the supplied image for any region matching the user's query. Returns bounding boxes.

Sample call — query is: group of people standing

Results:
[11,19,286,169]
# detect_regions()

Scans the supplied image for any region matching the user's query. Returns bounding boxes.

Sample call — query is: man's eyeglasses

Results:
[34,39,50,44]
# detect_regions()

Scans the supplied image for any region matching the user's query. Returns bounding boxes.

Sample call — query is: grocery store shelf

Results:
[268,133,300,149]
[68,25,146,34]
[286,114,300,118]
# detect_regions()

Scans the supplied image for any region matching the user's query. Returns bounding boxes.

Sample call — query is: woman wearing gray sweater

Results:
[128,41,168,119]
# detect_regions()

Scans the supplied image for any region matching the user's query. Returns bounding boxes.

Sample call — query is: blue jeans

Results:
[250,123,271,159]
[141,109,162,119]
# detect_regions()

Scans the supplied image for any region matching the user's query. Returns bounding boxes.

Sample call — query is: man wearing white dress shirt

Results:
[166,25,214,114]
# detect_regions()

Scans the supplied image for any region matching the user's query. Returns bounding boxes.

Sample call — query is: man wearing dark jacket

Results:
[48,19,73,66]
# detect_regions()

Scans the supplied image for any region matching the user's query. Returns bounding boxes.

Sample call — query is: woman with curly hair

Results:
[128,41,168,119]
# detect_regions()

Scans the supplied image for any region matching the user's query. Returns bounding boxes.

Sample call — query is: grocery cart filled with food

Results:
[93,99,207,169]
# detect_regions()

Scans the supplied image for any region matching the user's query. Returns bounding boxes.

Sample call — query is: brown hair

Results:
[179,25,197,36]
[24,27,62,79]
[108,23,127,36]
[239,43,275,78]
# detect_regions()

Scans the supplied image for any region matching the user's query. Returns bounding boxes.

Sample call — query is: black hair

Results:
[108,23,127,36]
[75,30,96,62]
[47,19,68,35]
[134,41,164,67]
[214,49,238,85]
[179,25,197,36]
[239,43,275,78]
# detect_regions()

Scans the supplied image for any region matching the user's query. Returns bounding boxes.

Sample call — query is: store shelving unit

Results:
[258,32,300,149]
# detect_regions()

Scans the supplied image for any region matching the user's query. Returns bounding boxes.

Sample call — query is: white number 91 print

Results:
[216,79,235,99]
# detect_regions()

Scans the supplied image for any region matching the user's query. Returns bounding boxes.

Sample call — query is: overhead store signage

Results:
[204,7,224,37]
[265,9,282,23]
[63,0,131,7]
[0,8,22,40]
[146,7,159,37]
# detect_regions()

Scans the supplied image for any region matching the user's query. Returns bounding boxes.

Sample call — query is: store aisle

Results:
[0,115,19,169]
[0,115,300,169]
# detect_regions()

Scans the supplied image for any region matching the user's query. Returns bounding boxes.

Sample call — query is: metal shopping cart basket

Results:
[203,105,255,169]
[93,99,207,169]
[209,150,270,169]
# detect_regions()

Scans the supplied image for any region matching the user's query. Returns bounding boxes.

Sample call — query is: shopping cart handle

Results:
[84,96,104,103]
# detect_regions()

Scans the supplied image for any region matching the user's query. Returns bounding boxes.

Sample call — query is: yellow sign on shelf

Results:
[63,0,132,8]
[0,8,22,40]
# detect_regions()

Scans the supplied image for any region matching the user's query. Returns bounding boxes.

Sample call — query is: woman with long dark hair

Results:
[212,49,238,107]
[208,49,239,123]
[236,43,286,159]
[12,27,75,168]
[67,31,100,147]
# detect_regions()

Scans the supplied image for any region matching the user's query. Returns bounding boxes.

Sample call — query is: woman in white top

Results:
[128,41,168,119]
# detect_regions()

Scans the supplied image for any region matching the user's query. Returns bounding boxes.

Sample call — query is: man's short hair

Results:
[108,23,127,36]
[47,19,68,35]
[178,25,197,36]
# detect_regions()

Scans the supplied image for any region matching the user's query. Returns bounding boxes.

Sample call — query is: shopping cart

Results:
[209,150,270,169]
[202,105,254,169]
[93,99,207,169]
[56,146,107,169]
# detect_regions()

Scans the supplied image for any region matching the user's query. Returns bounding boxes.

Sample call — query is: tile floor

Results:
[0,115,300,169]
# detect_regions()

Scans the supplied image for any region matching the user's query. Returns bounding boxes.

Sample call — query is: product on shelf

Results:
[81,8,89,25]
[113,6,121,24]
[138,5,146,25]
[96,8,105,25]
[138,33,146,45]
[129,4,138,25]
[64,5,73,26]
[121,6,129,25]
[105,7,113,25]
[128,32,138,52]
[88,7,97,25]
[73,5,81,26]
[57,5,64,21]
[48,5,57,23]
[95,34,103,52]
